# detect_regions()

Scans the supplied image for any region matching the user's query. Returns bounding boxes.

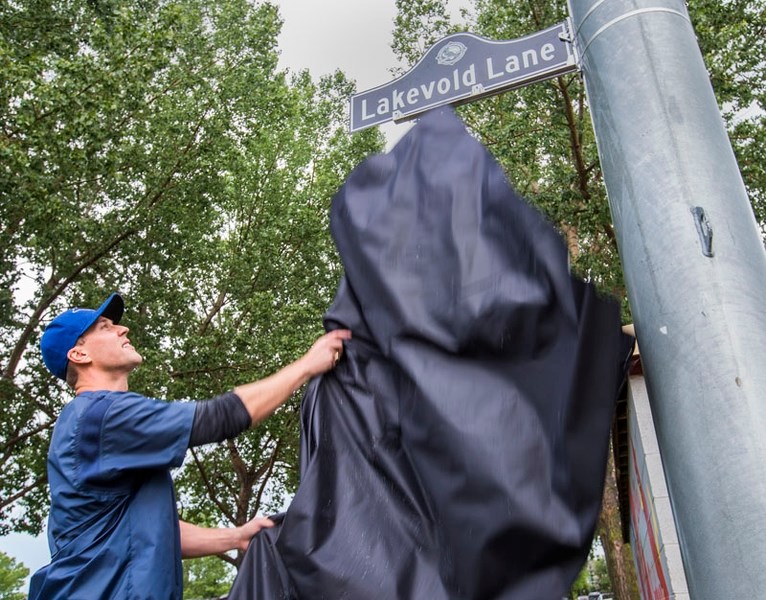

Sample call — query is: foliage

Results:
[568,546,611,597]
[590,553,611,592]
[392,0,452,71]
[0,551,28,600]
[183,555,234,600]
[569,564,590,598]
[688,0,766,234]
[0,0,383,538]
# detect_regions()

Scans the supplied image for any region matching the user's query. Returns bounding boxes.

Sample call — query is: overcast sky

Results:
[0,0,469,587]
[278,0,405,88]
[278,0,469,147]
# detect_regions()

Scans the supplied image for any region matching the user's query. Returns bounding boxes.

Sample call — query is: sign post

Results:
[567,1,766,598]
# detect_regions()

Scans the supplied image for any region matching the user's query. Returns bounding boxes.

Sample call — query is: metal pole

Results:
[567,1,766,597]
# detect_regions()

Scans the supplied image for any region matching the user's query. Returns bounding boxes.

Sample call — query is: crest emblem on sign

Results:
[436,41,467,66]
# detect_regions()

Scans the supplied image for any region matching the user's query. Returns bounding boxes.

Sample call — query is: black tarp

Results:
[228,109,633,600]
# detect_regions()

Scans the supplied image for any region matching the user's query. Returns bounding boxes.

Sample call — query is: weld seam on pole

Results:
[578,8,692,58]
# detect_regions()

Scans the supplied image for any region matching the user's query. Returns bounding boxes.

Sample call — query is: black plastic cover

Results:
[229,109,633,600]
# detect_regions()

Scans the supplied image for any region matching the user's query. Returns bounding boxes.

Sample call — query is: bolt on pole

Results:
[567,0,766,597]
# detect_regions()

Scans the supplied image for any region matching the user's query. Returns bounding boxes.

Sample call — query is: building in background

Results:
[614,336,690,600]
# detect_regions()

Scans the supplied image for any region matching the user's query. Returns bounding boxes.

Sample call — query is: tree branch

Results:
[190,447,235,523]
[0,419,55,465]
[251,439,281,521]
[2,224,140,381]
[0,474,47,512]
[556,76,592,201]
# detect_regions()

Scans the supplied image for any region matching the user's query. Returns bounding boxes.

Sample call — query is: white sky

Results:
[0,0,470,588]
[278,0,469,147]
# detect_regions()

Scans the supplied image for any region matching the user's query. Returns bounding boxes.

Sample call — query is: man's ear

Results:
[67,346,92,366]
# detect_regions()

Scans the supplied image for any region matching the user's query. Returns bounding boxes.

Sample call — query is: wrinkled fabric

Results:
[29,391,195,600]
[230,108,632,600]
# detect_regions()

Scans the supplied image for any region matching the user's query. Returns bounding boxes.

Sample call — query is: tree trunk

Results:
[598,442,640,600]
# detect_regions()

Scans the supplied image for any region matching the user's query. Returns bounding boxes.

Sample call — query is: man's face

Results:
[77,316,143,373]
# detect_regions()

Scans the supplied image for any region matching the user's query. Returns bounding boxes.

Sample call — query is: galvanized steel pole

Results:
[567,0,766,597]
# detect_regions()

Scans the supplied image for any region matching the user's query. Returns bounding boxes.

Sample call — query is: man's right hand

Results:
[298,329,352,378]
[234,329,352,425]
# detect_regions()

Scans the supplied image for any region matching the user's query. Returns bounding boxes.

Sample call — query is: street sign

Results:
[349,20,578,133]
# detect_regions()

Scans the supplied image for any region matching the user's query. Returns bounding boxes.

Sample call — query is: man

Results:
[29,292,350,599]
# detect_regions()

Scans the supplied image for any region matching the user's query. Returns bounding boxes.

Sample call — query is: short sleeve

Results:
[79,391,196,486]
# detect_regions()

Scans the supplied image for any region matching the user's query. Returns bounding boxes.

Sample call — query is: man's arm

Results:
[234,329,351,425]
[179,517,274,558]
[187,329,351,448]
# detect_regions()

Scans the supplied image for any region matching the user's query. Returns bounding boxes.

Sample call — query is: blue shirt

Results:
[29,391,196,600]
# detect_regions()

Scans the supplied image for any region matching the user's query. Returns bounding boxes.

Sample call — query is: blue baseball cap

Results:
[40,293,125,380]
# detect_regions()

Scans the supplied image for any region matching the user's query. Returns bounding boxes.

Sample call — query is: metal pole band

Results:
[578,8,691,58]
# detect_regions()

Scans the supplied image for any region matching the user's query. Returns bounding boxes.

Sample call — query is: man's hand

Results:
[298,329,352,378]
[234,516,276,552]
[234,329,352,425]
[180,517,275,558]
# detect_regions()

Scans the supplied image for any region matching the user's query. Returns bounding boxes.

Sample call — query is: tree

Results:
[392,0,764,598]
[597,446,639,599]
[569,565,590,598]
[0,0,383,546]
[568,547,610,598]
[0,551,28,600]
[690,0,766,234]
[183,555,234,600]
[166,68,383,567]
